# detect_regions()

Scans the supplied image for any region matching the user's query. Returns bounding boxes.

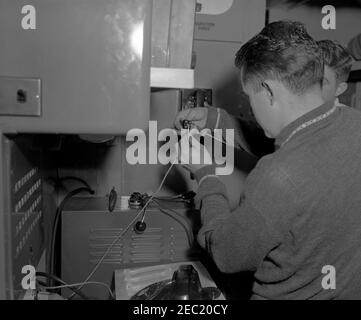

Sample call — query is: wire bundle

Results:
[67,161,179,299]
[49,143,202,299]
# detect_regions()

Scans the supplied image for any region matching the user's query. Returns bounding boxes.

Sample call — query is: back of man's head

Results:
[317,40,353,83]
[235,20,324,95]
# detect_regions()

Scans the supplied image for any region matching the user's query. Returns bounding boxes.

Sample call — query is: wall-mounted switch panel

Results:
[0,77,41,117]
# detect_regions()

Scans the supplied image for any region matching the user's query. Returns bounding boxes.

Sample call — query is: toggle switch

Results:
[17,89,27,103]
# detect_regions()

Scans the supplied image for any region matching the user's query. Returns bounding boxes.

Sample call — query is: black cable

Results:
[153,197,189,204]
[153,191,196,202]
[57,176,92,190]
[152,199,194,248]
[158,207,194,248]
[152,198,192,221]
[154,195,182,200]
[36,272,91,300]
[49,187,94,286]
[48,172,92,190]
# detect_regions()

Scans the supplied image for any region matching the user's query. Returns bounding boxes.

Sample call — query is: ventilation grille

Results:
[10,164,43,294]
[88,226,189,266]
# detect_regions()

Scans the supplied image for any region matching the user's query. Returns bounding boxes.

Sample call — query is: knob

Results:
[134,221,147,234]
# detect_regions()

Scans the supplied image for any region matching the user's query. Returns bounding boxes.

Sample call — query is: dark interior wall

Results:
[48,90,196,200]
[120,89,197,197]
[43,136,122,199]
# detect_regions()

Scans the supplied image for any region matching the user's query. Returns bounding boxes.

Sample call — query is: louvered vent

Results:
[89,226,189,266]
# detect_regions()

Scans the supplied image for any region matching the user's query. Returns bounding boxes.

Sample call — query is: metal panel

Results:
[151,0,172,67]
[0,0,152,134]
[168,0,196,68]
[150,68,195,88]
[193,40,243,108]
[0,135,44,299]
[195,0,266,42]
[0,132,11,300]
[61,197,199,299]
[151,0,196,68]
[0,77,41,116]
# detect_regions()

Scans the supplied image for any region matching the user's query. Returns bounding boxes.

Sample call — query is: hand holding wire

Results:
[177,129,213,174]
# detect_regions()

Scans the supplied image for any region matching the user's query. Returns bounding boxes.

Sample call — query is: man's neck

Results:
[280,92,326,131]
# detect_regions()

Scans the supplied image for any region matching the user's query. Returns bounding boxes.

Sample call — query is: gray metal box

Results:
[0,0,152,134]
[61,197,199,299]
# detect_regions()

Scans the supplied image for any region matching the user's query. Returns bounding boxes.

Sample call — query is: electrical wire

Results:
[182,129,236,158]
[154,194,182,200]
[35,272,91,300]
[38,281,114,300]
[151,199,194,248]
[49,187,94,283]
[68,161,176,299]
[152,198,192,221]
[157,208,193,248]
[153,197,189,204]
[153,191,196,203]
[154,198,188,203]
[57,176,92,190]
[140,208,147,223]
[198,132,235,148]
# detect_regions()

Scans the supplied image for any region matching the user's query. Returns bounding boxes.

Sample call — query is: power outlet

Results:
[0,77,41,116]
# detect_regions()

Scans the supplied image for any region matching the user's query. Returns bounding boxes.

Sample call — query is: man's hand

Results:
[177,131,213,174]
[174,107,209,130]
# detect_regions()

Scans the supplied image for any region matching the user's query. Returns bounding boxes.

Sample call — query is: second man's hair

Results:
[317,40,353,83]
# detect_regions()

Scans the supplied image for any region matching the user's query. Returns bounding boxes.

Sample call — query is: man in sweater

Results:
[175,20,361,299]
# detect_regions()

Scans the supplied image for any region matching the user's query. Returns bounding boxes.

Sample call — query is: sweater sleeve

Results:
[206,107,256,157]
[194,158,297,273]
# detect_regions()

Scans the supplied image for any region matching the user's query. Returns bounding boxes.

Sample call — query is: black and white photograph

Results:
[1,0,361,309]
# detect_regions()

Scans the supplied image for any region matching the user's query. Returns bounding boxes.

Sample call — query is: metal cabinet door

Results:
[0,0,152,134]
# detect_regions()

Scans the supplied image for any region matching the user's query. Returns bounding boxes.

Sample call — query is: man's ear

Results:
[261,80,274,105]
[335,82,348,97]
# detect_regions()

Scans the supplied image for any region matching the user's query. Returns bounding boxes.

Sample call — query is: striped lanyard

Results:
[281,105,338,148]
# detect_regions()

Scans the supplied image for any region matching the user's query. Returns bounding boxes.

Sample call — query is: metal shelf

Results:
[150,67,195,89]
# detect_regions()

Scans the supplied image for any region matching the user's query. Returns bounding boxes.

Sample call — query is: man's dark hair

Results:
[317,40,353,83]
[235,20,324,95]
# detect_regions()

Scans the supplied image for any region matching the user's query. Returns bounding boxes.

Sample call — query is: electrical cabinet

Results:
[0,0,152,134]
